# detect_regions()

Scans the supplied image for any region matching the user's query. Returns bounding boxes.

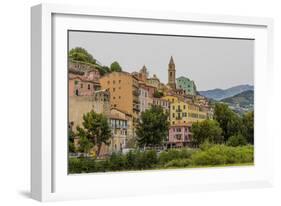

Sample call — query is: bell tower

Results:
[168,56,176,89]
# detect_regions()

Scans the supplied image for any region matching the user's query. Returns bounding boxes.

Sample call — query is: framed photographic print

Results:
[31,3,274,202]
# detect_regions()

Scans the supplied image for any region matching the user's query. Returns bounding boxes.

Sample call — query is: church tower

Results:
[168,56,176,89]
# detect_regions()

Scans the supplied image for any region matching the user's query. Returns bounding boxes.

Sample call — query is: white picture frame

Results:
[31,3,274,202]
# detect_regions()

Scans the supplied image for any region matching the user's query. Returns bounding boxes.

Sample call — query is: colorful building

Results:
[99,72,140,119]
[68,61,101,97]
[170,101,189,125]
[147,74,160,89]
[152,97,170,113]
[187,103,208,123]
[109,108,133,153]
[169,101,208,125]
[176,76,197,96]
[168,125,191,148]
[68,89,110,132]
[138,82,152,113]
[162,95,179,103]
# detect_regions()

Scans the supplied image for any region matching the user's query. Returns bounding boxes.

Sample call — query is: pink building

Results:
[168,125,191,148]
[68,61,101,96]
[69,76,100,96]
[139,82,152,113]
[146,84,157,98]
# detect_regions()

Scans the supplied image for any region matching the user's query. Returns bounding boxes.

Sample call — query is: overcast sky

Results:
[69,31,254,91]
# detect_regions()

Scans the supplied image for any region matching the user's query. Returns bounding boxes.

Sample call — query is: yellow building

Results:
[162,95,179,104]
[170,101,189,125]
[169,101,208,125]
[187,103,208,123]
[100,72,140,119]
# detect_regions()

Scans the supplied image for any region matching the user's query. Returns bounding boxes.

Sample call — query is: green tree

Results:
[78,136,93,156]
[68,124,76,153]
[213,103,242,141]
[241,111,254,144]
[136,105,169,147]
[153,90,164,98]
[191,119,223,146]
[110,61,122,72]
[76,110,112,157]
[100,66,110,75]
[69,47,96,64]
[227,133,247,147]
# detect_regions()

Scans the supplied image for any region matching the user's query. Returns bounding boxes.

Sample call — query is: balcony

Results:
[133,98,140,104]
[176,109,182,112]
[133,89,140,96]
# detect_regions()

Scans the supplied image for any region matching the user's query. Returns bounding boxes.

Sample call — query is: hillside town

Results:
[69,54,214,156]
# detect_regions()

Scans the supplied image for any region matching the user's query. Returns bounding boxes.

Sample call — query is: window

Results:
[80,83,83,88]
[113,80,115,84]
[88,84,90,90]
[119,80,121,83]
[113,88,115,92]
[107,80,110,84]
[183,105,186,109]
[172,105,175,110]
[119,96,121,99]
[172,113,175,118]
[113,96,116,99]
[170,72,172,77]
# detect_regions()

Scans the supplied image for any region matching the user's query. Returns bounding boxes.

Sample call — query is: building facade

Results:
[69,61,101,97]
[99,72,140,119]
[109,108,133,153]
[139,82,151,113]
[168,125,191,148]
[170,101,189,126]
[147,74,161,89]
[169,101,208,126]
[152,97,170,113]
[68,89,110,132]
[176,76,197,96]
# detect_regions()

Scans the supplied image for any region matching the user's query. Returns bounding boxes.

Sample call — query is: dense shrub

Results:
[190,144,254,166]
[158,148,194,165]
[109,152,127,171]
[227,134,247,147]
[164,159,191,168]
[68,145,254,173]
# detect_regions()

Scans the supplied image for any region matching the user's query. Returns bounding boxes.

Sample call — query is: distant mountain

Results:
[199,84,254,100]
[221,90,254,108]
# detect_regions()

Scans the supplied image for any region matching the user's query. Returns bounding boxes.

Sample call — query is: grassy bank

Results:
[68,144,254,174]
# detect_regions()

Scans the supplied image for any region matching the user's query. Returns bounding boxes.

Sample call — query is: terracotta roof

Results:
[109,114,128,121]
[110,108,132,117]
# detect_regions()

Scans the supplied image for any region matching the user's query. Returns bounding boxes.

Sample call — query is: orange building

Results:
[99,72,140,119]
